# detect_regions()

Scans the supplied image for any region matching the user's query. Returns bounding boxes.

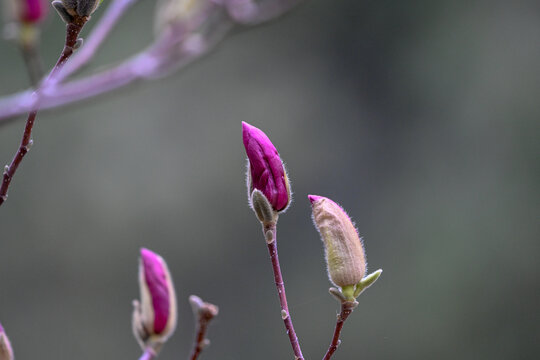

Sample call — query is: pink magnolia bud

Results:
[242,121,290,212]
[0,323,14,360]
[133,248,177,350]
[21,0,46,23]
[309,195,366,289]
[4,0,47,25]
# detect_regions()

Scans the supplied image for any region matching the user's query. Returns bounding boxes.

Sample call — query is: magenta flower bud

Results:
[309,195,366,289]
[132,248,177,350]
[0,323,14,360]
[21,0,46,23]
[242,121,291,213]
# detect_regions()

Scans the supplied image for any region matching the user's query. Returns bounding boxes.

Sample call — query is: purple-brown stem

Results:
[265,224,305,360]
[138,347,156,360]
[322,301,357,360]
[0,18,87,207]
[189,296,219,360]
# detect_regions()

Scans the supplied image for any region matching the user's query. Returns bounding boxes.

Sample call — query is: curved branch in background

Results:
[0,0,303,125]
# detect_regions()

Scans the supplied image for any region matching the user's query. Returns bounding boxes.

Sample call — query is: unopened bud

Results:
[242,122,291,214]
[52,0,100,23]
[132,248,177,351]
[309,195,366,288]
[0,323,14,360]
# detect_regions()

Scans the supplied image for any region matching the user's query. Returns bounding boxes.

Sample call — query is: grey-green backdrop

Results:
[0,0,539,359]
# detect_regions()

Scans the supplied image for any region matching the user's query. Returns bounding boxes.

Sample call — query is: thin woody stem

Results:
[138,347,156,360]
[0,18,88,207]
[264,224,305,360]
[322,301,356,360]
[188,296,219,360]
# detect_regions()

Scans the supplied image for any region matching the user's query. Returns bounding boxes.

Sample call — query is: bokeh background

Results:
[1,0,539,359]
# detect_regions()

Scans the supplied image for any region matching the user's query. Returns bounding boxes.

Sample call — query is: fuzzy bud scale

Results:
[309,195,366,288]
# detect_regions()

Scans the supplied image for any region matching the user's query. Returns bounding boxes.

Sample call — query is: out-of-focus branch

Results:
[188,295,219,360]
[0,0,303,125]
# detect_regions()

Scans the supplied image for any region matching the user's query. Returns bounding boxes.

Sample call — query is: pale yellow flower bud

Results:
[309,195,366,289]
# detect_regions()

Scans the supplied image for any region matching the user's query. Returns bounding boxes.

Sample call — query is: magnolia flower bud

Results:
[0,323,14,360]
[132,248,177,351]
[52,0,100,23]
[310,195,382,301]
[4,0,46,24]
[309,195,366,289]
[242,122,291,214]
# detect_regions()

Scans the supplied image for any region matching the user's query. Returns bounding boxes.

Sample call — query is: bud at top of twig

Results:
[0,322,14,360]
[133,248,177,351]
[242,121,291,213]
[52,0,100,24]
[309,195,366,288]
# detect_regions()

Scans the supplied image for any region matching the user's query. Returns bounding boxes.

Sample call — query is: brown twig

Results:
[322,301,357,360]
[0,17,88,207]
[264,224,305,360]
[188,295,219,360]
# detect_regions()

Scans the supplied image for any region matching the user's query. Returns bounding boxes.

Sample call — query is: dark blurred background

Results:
[1,0,539,359]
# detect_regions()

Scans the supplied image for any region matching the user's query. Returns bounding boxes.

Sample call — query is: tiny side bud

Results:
[250,189,277,226]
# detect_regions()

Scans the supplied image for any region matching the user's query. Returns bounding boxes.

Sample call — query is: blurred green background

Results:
[0,0,539,359]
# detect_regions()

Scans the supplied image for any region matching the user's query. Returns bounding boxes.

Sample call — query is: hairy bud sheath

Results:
[133,248,177,350]
[242,122,290,213]
[52,0,100,23]
[309,195,366,288]
[0,323,14,360]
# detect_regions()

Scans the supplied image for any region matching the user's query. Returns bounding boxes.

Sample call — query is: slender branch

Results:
[138,347,157,360]
[188,295,219,360]
[264,224,305,360]
[322,301,357,360]
[0,17,88,207]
